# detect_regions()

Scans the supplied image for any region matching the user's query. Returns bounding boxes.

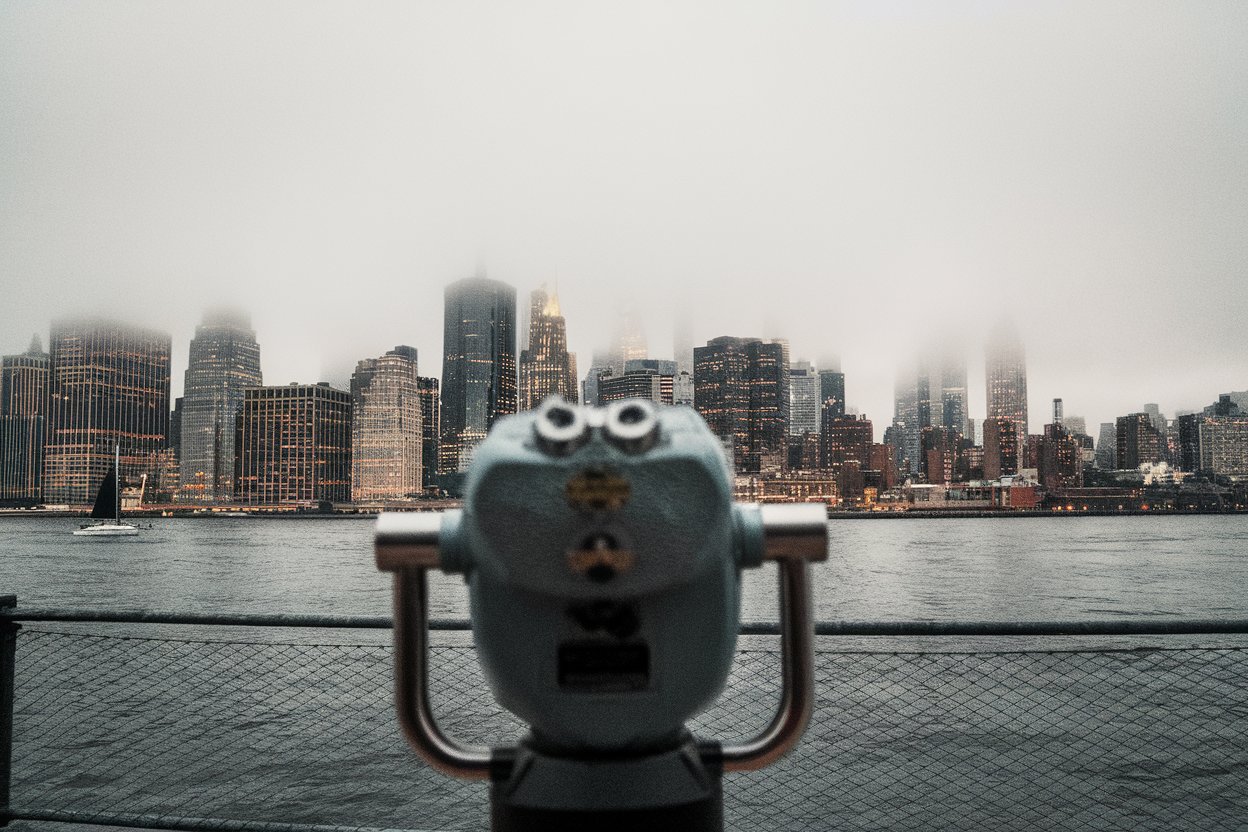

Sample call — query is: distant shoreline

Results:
[2,507,1245,520]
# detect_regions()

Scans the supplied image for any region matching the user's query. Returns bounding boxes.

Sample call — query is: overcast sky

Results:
[2,1,1245,438]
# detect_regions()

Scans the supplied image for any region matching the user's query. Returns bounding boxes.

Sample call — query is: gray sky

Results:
[2,1,1246,439]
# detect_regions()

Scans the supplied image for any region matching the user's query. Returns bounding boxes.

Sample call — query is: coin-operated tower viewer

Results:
[376,398,828,831]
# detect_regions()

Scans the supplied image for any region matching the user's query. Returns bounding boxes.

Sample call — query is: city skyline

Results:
[2,297,1245,507]
[0,291,1243,446]
[3,5,1247,439]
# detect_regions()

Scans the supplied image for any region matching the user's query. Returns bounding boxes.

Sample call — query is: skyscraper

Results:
[607,307,648,376]
[178,310,262,503]
[983,416,1022,480]
[818,370,846,421]
[1038,420,1083,491]
[235,383,352,505]
[939,356,969,436]
[518,286,578,410]
[43,320,171,505]
[986,323,1028,432]
[673,307,695,378]
[1116,413,1163,470]
[581,352,613,407]
[891,368,922,475]
[920,425,960,485]
[673,371,694,406]
[789,360,819,436]
[440,277,517,473]
[1095,423,1117,469]
[598,359,676,405]
[351,346,422,502]
[1197,415,1248,475]
[821,414,873,468]
[417,377,440,489]
[0,336,50,503]
[693,336,786,474]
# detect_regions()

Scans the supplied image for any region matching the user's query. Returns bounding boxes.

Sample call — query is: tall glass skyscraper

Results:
[788,360,819,436]
[417,376,440,489]
[351,346,422,502]
[819,370,846,420]
[43,319,171,505]
[179,310,262,502]
[0,336,50,504]
[518,286,577,410]
[693,336,786,474]
[986,324,1028,432]
[440,277,516,473]
[939,356,969,437]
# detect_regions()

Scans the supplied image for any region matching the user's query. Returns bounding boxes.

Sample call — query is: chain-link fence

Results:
[3,620,1247,831]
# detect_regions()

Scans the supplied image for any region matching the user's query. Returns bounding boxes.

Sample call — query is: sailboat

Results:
[73,445,139,536]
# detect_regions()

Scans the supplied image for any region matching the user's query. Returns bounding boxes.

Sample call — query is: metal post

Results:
[0,595,18,828]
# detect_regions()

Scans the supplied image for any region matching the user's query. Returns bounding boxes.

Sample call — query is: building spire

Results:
[27,333,43,356]
[544,283,561,317]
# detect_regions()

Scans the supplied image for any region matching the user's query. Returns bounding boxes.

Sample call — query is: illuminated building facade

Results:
[235,383,352,505]
[983,416,1023,480]
[789,360,819,436]
[821,414,873,468]
[920,425,960,485]
[1116,413,1163,470]
[417,377,440,489]
[891,370,921,475]
[1197,416,1248,475]
[178,310,262,502]
[607,308,648,376]
[819,370,845,421]
[440,277,516,473]
[1096,422,1117,469]
[518,287,578,410]
[0,337,50,503]
[599,360,676,405]
[43,320,171,505]
[1039,421,1084,490]
[694,336,786,474]
[986,324,1028,433]
[351,347,422,502]
[940,357,969,436]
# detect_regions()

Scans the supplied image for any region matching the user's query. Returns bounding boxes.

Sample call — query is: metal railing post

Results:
[0,595,17,828]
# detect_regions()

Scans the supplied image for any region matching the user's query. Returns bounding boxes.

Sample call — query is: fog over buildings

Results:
[2,2,1247,440]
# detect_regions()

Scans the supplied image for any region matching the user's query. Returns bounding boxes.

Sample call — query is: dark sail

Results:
[89,465,118,519]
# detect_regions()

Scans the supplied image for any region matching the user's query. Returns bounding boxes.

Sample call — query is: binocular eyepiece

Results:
[533,397,660,456]
[376,398,827,830]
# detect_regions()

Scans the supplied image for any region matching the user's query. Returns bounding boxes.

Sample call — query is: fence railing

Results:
[2,597,1247,832]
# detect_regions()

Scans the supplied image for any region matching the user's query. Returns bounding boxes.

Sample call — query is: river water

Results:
[5,515,1247,831]
[4,514,1248,621]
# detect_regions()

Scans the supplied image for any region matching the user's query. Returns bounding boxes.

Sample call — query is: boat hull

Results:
[73,523,139,536]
